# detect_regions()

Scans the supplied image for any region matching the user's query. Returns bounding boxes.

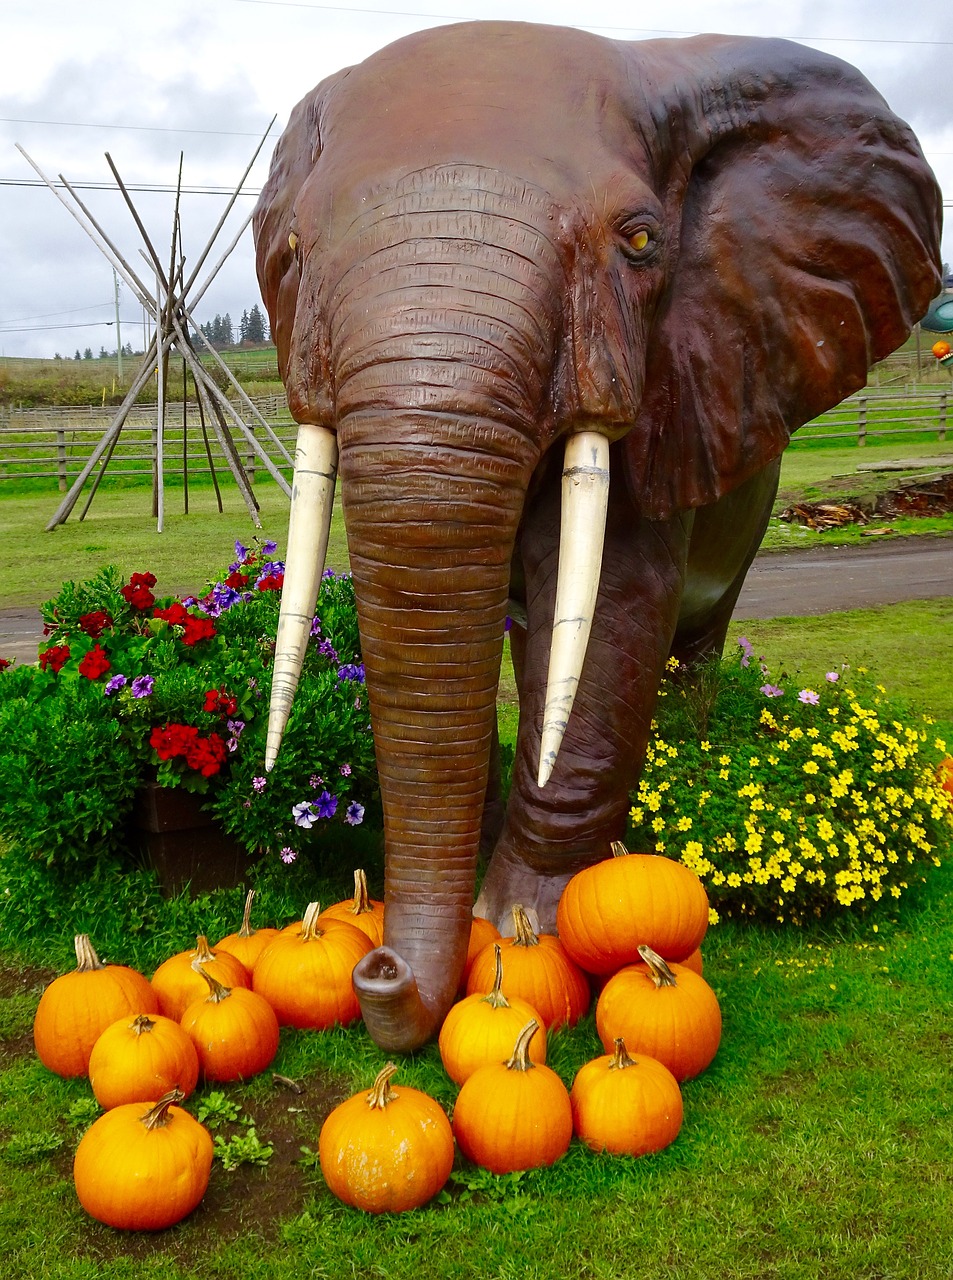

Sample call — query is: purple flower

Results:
[280,846,297,864]
[337,662,365,683]
[826,671,840,683]
[322,568,336,579]
[504,616,512,633]
[292,801,317,828]
[131,675,154,699]
[255,560,285,585]
[760,684,784,698]
[234,539,248,561]
[318,639,339,662]
[339,763,352,777]
[316,790,338,820]
[227,719,245,739]
[798,688,820,705]
[310,774,324,789]
[310,616,322,638]
[104,674,127,696]
[262,540,278,556]
[252,776,267,792]
[210,583,242,613]
[345,801,365,826]
[738,636,753,669]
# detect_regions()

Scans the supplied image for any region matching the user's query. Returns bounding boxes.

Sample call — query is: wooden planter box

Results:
[132,782,251,897]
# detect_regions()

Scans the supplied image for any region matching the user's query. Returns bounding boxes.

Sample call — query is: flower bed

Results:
[0,539,378,877]
[627,641,953,924]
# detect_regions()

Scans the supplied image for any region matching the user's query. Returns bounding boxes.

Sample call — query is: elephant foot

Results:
[475,846,576,936]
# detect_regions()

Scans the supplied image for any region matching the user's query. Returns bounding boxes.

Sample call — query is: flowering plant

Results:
[627,642,953,924]
[0,539,378,872]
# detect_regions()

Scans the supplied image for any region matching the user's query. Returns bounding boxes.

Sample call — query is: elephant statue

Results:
[253,21,941,1050]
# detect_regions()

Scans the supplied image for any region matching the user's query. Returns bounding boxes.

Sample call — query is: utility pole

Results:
[113,268,123,380]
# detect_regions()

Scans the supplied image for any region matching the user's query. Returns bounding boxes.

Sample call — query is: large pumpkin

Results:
[570,1037,683,1156]
[317,869,385,947]
[33,934,159,1078]
[595,945,722,1082]
[180,965,280,1082]
[151,935,249,1022]
[88,1013,200,1108]
[252,901,372,1028]
[319,1062,454,1212]
[466,905,589,1030]
[557,841,709,974]
[73,1088,213,1230]
[452,1019,572,1174]
[439,943,546,1084]
[214,889,280,975]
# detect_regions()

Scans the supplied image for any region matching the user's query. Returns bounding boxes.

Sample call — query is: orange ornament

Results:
[932,340,951,360]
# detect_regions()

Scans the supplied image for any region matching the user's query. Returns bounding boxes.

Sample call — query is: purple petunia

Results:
[104,674,128,696]
[262,540,278,556]
[316,790,338,820]
[234,539,249,561]
[131,675,154,698]
[317,639,339,662]
[292,801,317,828]
[310,616,322,638]
[345,801,365,826]
[336,662,365,683]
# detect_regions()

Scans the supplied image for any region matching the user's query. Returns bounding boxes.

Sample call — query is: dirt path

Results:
[1,536,951,665]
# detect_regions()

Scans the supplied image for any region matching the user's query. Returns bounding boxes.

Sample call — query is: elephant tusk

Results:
[265,423,339,771]
[536,430,610,789]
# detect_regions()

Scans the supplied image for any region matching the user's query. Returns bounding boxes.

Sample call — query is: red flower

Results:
[154,601,190,627]
[256,573,284,592]
[121,572,157,611]
[78,610,113,638]
[224,571,249,589]
[78,644,111,680]
[185,732,228,778]
[39,644,71,673]
[182,614,216,646]
[203,687,238,718]
[0,657,11,672]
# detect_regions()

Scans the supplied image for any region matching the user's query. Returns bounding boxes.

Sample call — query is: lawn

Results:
[1,446,953,1279]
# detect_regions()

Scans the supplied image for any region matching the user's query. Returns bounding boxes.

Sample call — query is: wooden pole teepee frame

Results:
[17,125,293,533]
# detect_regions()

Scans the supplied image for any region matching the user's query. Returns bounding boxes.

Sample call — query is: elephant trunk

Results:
[340,412,533,1049]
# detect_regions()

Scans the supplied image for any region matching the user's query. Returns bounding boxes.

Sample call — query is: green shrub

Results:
[627,642,953,924]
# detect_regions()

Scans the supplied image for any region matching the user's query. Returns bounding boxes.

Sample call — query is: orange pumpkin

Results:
[319,1062,454,1212]
[317,869,385,946]
[439,943,546,1084]
[595,945,721,1082]
[88,1013,199,1108]
[466,905,589,1030]
[570,1037,683,1156]
[557,841,709,973]
[180,964,280,1082]
[33,934,159,1078]
[937,757,953,799]
[458,914,501,994]
[214,889,280,975]
[73,1088,213,1230]
[151,935,249,1022]
[452,1019,572,1174]
[932,340,951,360]
[253,902,372,1028]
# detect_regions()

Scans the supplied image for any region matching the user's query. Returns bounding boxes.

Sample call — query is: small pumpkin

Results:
[459,914,502,994]
[88,1013,200,1108]
[317,869,386,946]
[319,1062,454,1213]
[439,943,546,1084]
[570,1037,683,1156]
[595,944,722,1082]
[33,934,159,1078]
[214,889,280,975]
[253,902,372,1028]
[151,935,249,1022]
[932,340,952,360]
[73,1088,213,1230]
[466,905,589,1030]
[180,964,280,1082]
[557,841,710,974]
[452,1019,573,1174]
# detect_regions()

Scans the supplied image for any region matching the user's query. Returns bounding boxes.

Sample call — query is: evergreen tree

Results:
[246,303,267,344]
[239,309,249,343]
[74,350,82,361]
[83,348,93,360]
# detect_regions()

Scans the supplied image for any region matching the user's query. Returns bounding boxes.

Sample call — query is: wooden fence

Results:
[0,387,950,488]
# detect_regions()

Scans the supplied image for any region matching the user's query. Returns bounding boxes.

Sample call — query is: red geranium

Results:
[78,610,113,638]
[149,723,226,778]
[0,657,11,672]
[153,601,190,627]
[149,723,199,761]
[185,732,228,777]
[78,644,111,680]
[39,644,71,673]
[182,614,216,646]
[203,687,238,718]
[121,572,157,611]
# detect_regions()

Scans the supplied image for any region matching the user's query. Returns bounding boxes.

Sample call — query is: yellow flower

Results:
[803,761,820,775]
[676,815,693,832]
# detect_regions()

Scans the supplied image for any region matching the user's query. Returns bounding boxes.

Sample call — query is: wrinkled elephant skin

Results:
[253,22,941,1049]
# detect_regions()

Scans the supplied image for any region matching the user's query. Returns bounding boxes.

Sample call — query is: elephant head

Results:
[253,22,941,1050]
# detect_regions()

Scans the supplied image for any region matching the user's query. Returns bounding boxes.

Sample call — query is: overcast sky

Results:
[2,0,949,359]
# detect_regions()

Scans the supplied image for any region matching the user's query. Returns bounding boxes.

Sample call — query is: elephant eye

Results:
[617,219,660,264]
[629,229,650,253]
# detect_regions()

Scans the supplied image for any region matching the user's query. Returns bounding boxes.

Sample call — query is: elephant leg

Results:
[475,473,692,933]
[671,459,781,669]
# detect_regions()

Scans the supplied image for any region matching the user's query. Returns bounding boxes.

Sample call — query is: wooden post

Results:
[56,430,67,491]
[940,391,947,443]
[857,396,867,447]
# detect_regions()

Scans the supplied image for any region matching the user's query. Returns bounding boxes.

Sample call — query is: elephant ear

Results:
[622,36,942,520]
[253,69,351,384]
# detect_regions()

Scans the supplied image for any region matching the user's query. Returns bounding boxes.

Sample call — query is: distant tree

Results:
[239,309,250,343]
[83,348,93,360]
[99,346,109,359]
[74,350,82,361]
[122,342,134,357]
[220,313,234,346]
[246,303,266,344]
[54,352,62,360]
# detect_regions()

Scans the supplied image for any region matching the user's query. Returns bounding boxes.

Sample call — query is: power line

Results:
[0,116,279,139]
[0,177,262,196]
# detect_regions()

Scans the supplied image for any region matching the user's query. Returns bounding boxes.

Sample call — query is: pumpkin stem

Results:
[140,1087,186,1130]
[192,961,232,1003]
[637,944,679,988]
[480,943,510,1010]
[366,1062,400,1109]
[504,1019,540,1073]
[131,1014,158,1037]
[609,1037,637,1070]
[300,901,325,941]
[610,840,630,859]
[74,934,105,972]
[346,868,373,917]
[511,905,540,948]
[238,889,258,939]
[193,935,217,965]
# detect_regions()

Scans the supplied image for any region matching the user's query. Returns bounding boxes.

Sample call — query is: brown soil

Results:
[780,471,953,529]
